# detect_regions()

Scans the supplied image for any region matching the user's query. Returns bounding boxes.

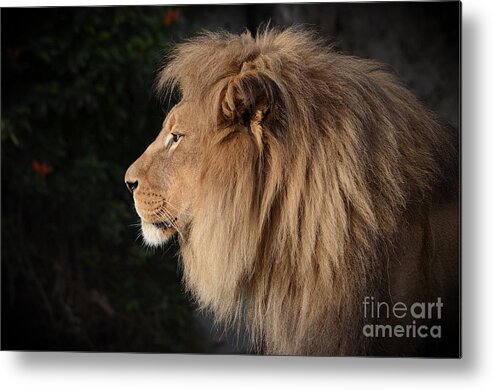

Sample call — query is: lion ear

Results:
[220,69,278,145]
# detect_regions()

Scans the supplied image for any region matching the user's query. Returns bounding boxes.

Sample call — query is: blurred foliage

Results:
[1,7,203,352]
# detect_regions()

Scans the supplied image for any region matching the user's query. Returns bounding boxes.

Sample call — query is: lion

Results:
[125,28,460,356]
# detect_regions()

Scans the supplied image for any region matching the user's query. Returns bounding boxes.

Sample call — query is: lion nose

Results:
[125,180,139,193]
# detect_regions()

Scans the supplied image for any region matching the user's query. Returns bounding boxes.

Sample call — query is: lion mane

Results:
[156,28,459,356]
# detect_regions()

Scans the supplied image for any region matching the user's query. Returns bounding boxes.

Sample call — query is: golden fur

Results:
[126,28,459,356]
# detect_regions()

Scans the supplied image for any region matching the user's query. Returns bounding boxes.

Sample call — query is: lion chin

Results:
[141,221,176,247]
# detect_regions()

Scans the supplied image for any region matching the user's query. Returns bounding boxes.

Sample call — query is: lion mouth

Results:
[153,217,177,230]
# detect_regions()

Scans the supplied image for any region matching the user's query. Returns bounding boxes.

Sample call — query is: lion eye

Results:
[167,132,182,148]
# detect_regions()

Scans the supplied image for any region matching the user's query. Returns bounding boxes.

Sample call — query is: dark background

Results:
[1,2,460,353]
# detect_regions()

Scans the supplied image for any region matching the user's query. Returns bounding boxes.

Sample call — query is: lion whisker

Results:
[153,207,185,241]
[162,207,185,241]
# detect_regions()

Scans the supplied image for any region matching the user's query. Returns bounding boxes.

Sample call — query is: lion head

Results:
[125,28,458,356]
[124,102,202,246]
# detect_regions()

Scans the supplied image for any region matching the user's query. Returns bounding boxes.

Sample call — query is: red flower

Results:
[6,48,21,59]
[163,9,180,27]
[32,160,53,177]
